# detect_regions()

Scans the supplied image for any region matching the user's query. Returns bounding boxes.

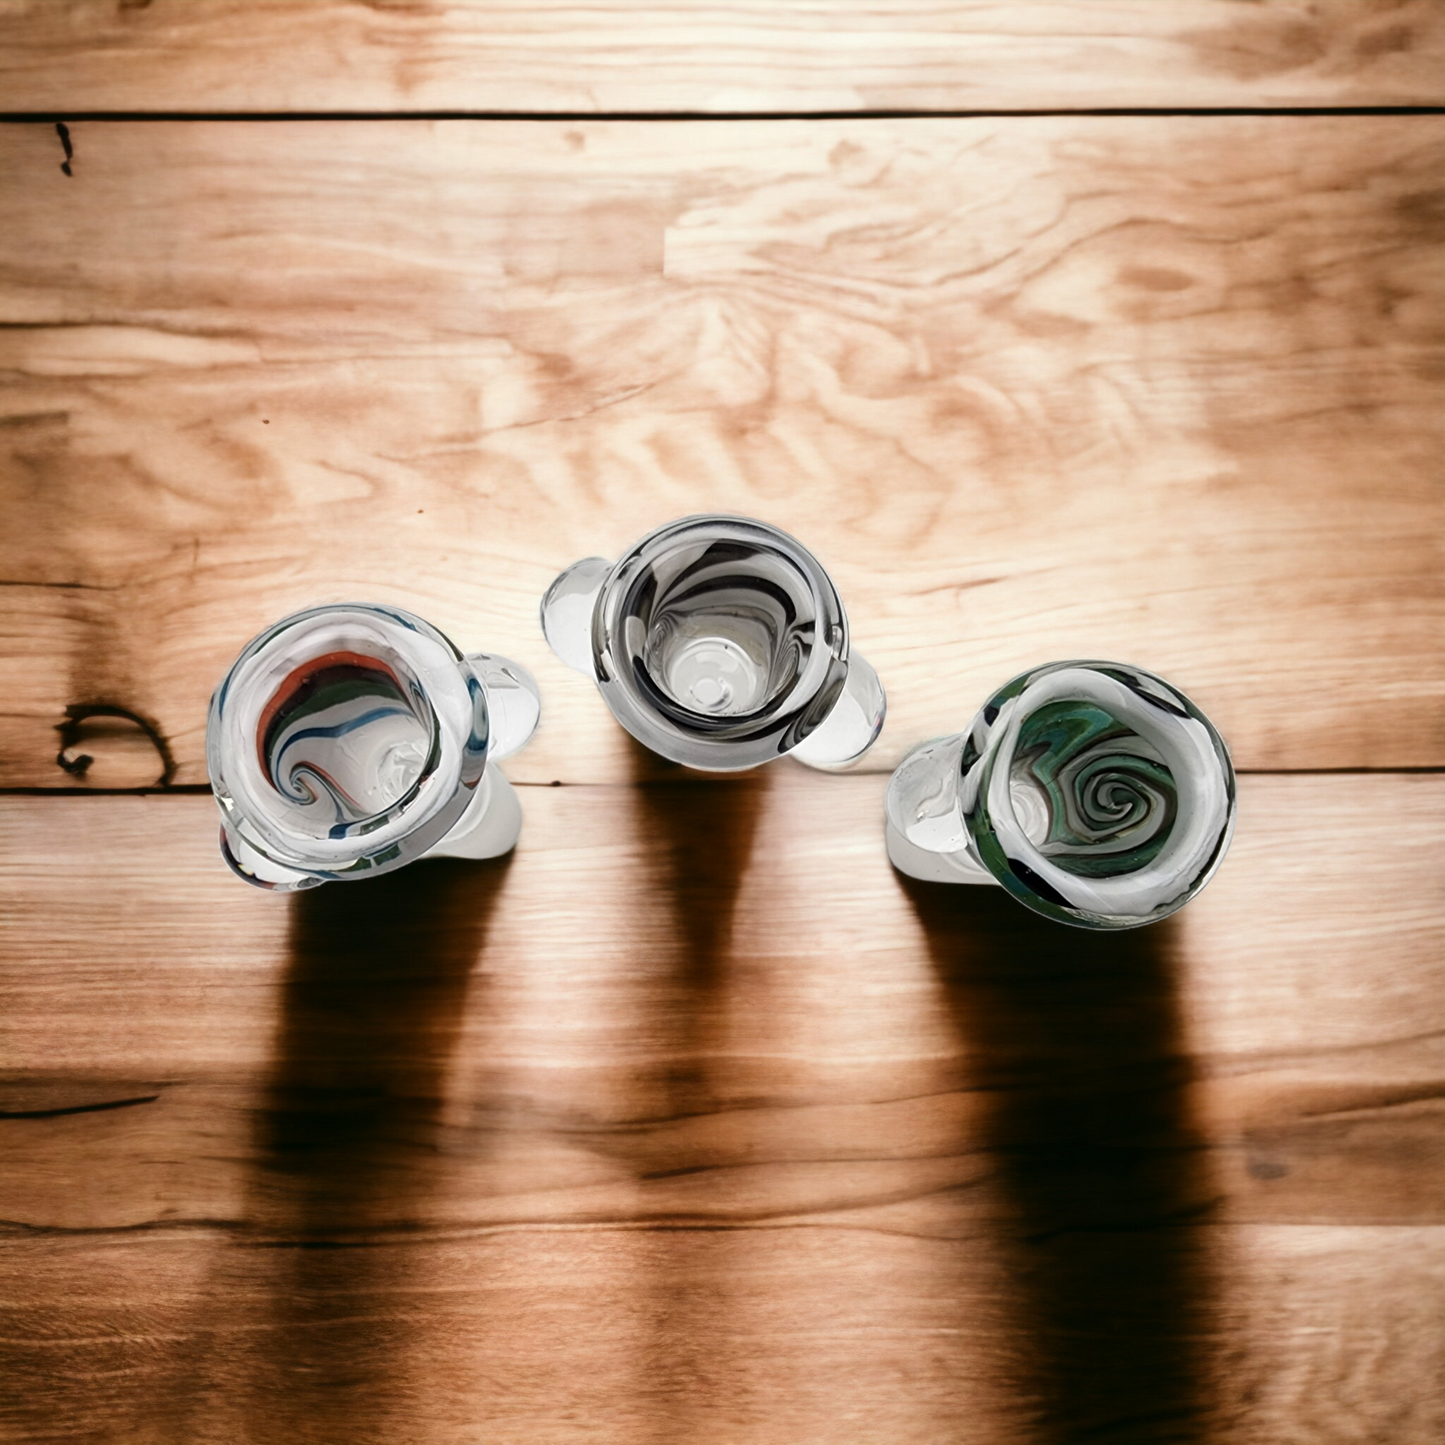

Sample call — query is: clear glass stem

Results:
[882,732,993,881]
[884,734,967,850]
[885,821,996,883]
[425,764,522,860]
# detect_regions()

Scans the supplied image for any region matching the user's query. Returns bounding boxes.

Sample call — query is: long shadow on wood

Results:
[899,879,1221,1445]
[627,739,767,1438]
[227,856,511,1444]
[628,741,768,1121]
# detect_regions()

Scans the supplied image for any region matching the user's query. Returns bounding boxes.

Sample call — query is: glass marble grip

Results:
[468,652,540,758]
[788,650,886,769]
[424,651,538,861]
[540,556,610,675]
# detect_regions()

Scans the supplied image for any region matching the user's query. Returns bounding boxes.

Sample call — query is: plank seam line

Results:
[2,106,1444,123]
[0,1216,1353,1243]
[1,766,1442,798]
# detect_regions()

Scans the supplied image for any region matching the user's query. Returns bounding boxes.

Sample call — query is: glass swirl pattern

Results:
[887,661,1235,929]
[208,604,537,889]
[542,515,885,771]
[255,647,440,837]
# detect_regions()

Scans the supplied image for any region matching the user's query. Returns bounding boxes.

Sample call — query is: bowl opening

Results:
[627,537,821,721]
[1005,697,1178,880]
[252,639,439,840]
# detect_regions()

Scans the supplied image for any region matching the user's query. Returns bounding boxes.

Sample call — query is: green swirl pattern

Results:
[1011,699,1178,880]
[963,662,1235,929]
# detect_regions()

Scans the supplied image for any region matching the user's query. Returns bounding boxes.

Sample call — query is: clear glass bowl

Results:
[886,661,1235,929]
[541,515,884,771]
[207,603,538,889]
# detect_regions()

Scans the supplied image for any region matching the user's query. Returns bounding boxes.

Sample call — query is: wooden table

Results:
[2,5,1443,1442]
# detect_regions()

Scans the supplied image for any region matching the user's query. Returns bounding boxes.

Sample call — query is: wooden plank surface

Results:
[2,116,1442,786]
[2,15,1442,1440]
[3,1,1445,115]
[2,773,1443,1443]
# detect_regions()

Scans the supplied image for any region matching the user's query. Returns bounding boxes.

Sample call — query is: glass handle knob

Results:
[468,652,540,760]
[884,733,969,853]
[540,556,610,676]
[789,651,887,770]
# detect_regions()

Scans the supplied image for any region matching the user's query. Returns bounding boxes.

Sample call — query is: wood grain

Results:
[3,12,1439,1443]
[2,1,1444,115]
[1,773,1442,1442]
[1,117,1441,786]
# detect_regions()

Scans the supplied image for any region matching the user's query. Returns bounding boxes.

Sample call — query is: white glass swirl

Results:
[886,661,1234,929]
[542,515,885,771]
[207,603,539,890]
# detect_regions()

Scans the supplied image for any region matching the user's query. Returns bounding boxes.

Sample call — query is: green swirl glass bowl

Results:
[885,661,1235,929]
